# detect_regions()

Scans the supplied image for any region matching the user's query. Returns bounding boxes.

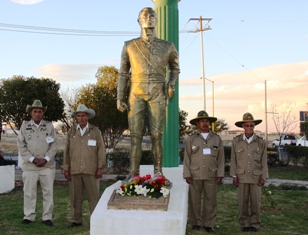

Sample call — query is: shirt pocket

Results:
[253,148,262,162]
[236,168,245,175]
[235,146,245,159]
[211,146,219,158]
[190,166,200,178]
[208,167,218,178]
[69,137,78,151]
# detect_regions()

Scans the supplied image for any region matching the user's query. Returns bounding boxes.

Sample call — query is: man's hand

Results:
[64,170,71,181]
[185,177,192,184]
[258,178,265,186]
[117,99,128,112]
[233,177,239,187]
[96,168,103,179]
[32,158,40,165]
[36,159,47,167]
[167,83,175,99]
[216,177,223,185]
[33,158,47,167]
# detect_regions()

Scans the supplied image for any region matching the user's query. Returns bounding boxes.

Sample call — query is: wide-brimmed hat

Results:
[189,110,217,125]
[235,112,262,127]
[73,104,95,119]
[26,100,47,113]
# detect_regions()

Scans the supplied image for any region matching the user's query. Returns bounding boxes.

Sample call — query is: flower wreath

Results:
[116,174,170,199]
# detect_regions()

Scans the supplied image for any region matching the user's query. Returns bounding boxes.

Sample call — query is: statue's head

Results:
[138,7,157,29]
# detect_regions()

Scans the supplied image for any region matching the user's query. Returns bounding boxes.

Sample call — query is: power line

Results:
[0,22,139,36]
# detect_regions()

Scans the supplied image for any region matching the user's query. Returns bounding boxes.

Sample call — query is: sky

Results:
[1,0,307,133]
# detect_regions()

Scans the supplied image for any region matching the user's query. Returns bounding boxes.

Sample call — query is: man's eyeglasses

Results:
[244,124,255,128]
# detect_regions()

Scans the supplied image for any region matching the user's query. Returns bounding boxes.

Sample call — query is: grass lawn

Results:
[0,165,307,235]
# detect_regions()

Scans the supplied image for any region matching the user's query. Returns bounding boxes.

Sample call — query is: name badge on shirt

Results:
[203,148,211,155]
[46,136,54,143]
[88,139,96,146]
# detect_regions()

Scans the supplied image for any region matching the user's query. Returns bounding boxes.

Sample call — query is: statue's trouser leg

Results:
[129,134,143,175]
[148,94,166,175]
[128,92,146,176]
[151,133,163,174]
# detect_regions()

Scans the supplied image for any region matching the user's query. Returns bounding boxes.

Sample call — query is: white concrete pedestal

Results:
[91,165,188,235]
[0,165,15,194]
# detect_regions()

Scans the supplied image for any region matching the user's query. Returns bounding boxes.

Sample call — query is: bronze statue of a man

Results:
[117,7,180,182]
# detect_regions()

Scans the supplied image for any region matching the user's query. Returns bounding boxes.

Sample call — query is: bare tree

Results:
[272,103,297,138]
[271,103,298,165]
[60,87,79,133]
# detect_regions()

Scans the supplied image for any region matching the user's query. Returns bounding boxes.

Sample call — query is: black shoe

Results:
[192,225,200,231]
[204,227,215,233]
[242,227,250,232]
[21,219,32,224]
[68,222,82,228]
[250,227,258,232]
[43,220,53,226]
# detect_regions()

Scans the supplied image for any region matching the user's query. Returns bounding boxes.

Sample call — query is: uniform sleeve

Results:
[260,140,269,179]
[61,129,71,171]
[17,123,33,162]
[230,139,237,177]
[216,137,225,177]
[183,138,192,178]
[96,128,106,169]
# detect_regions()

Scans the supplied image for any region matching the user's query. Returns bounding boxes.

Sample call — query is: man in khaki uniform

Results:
[183,111,225,233]
[17,100,58,226]
[61,104,106,228]
[230,113,268,232]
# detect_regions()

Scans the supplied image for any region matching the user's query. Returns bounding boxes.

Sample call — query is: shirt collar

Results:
[31,119,42,128]
[77,123,89,131]
[243,133,254,141]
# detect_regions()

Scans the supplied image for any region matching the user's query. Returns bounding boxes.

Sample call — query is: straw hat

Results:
[26,100,47,113]
[189,110,217,125]
[72,104,95,119]
[235,112,262,127]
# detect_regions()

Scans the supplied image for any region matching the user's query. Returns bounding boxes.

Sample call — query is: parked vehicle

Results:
[296,136,308,147]
[272,134,297,147]
[3,156,18,166]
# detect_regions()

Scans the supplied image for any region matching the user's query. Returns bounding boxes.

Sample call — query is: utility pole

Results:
[189,17,212,111]
[205,77,214,131]
[265,80,268,146]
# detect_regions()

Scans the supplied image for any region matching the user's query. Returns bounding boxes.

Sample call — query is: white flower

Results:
[141,186,150,197]
[268,190,272,195]
[134,185,144,195]
[160,187,170,197]
[116,188,124,196]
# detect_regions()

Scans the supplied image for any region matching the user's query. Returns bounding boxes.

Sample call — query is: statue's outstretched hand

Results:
[117,99,128,112]
[167,83,175,99]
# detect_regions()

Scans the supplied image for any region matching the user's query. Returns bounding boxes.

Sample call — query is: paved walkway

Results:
[14,169,308,188]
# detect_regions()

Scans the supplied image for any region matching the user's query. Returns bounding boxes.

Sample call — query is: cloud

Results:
[11,0,43,5]
[37,64,101,83]
[179,61,308,133]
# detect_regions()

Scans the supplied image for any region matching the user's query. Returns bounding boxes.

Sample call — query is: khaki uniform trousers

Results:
[237,183,261,228]
[70,174,100,224]
[189,179,217,227]
[22,168,55,221]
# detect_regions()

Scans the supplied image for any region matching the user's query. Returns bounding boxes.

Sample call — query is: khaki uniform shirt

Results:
[61,124,106,175]
[230,134,268,183]
[17,120,58,171]
[183,131,225,180]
